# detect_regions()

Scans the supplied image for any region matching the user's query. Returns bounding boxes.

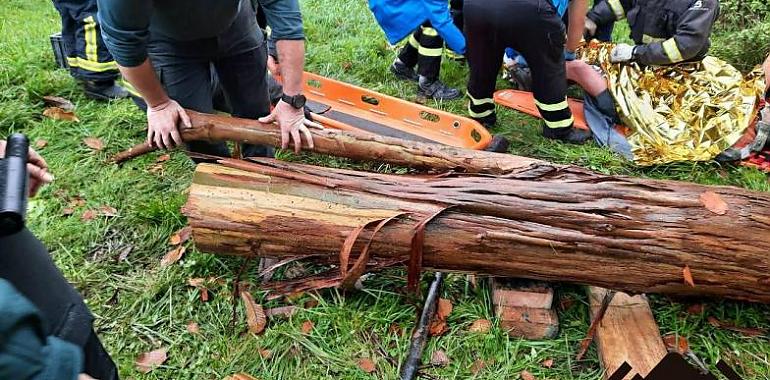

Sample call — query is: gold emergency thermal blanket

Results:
[579,43,763,166]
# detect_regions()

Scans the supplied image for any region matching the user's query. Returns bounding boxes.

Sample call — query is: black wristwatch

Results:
[281,94,307,109]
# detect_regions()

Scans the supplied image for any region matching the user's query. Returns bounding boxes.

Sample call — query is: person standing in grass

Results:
[97,0,320,157]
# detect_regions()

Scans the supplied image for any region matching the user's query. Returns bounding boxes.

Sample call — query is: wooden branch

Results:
[183,158,770,303]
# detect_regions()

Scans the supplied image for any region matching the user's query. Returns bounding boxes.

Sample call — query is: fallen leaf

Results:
[520,370,536,380]
[169,226,193,246]
[35,139,48,149]
[187,278,205,287]
[224,374,258,380]
[662,334,689,354]
[135,348,168,373]
[436,298,453,320]
[683,265,695,287]
[699,191,728,215]
[240,291,267,335]
[160,246,186,267]
[470,359,486,374]
[43,107,79,122]
[83,137,104,150]
[264,305,297,319]
[98,205,118,217]
[43,95,74,111]
[707,317,767,337]
[259,348,272,359]
[357,358,376,373]
[304,299,319,309]
[200,287,209,302]
[429,320,448,337]
[541,358,554,368]
[156,154,171,162]
[186,321,200,334]
[468,319,492,333]
[388,323,404,337]
[301,320,314,334]
[62,207,75,216]
[81,209,96,221]
[430,350,450,367]
[69,197,86,207]
[686,304,704,315]
[116,246,133,262]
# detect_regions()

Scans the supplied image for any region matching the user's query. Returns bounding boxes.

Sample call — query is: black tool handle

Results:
[0,133,29,237]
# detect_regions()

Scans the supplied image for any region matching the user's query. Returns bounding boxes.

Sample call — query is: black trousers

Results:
[52,0,119,82]
[465,0,573,129]
[147,1,272,158]
[0,229,118,380]
[397,22,444,80]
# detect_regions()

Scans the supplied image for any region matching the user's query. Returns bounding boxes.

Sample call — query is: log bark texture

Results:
[183,158,770,303]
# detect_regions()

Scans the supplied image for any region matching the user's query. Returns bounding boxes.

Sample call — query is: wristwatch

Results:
[281,94,307,109]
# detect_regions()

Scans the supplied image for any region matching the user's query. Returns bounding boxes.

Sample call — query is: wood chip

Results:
[135,348,168,374]
[700,191,728,215]
[169,226,193,246]
[301,320,314,334]
[683,265,695,287]
[468,319,492,333]
[43,107,79,122]
[430,350,450,367]
[240,291,267,335]
[520,370,536,380]
[83,137,104,150]
[357,358,376,373]
[160,246,186,267]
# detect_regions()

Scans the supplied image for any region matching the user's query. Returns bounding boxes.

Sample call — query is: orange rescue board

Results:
[494,89,590,131]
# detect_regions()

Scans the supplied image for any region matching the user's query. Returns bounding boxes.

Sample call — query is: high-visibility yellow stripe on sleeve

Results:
[607,0,626,20]
[468,108,494,118]
[84,16,98,63]
[418,46,443,57]
[662,38,684,63]
[642,34,665,44]
[67,57,118,72]
[534,98,569,112]
[408,35,419,49]
[421,27,439,37]
[543,116,575,129]
[467,92,494,106]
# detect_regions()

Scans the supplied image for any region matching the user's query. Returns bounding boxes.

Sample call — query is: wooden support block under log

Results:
[183,158,770,303]
[491,278,559,339]
[588,287,667,380]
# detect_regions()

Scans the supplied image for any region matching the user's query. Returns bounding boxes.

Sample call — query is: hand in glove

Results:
[584,18,598,39]
[610,44,636,63]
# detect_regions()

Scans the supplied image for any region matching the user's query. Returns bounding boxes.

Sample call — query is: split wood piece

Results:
[588,287,667,380]
[183,159,770,303]
[491,278,558,340]
[111,110,537,174]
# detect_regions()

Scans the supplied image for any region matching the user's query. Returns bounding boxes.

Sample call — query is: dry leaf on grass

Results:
[43,95,74,111]
[541,358,554,368]
[135,348,168,373]
[436,298,453,320]
[430,350,450,367]
[429,320,448,337]
[83,137,104,150]
[300,320,314,334]
[699,191,728,215]
[224,374,258,380]
[520,370,536,380]
[81,209,96,221]
[707,317,767,337]
[62,207,75,216]
[240,291,267,334]
[156,154,171,162]
[169,226,192,246]
[388,323,404,337]
[662,334,689,354]
[43,107,79,122]
[35,139,48,149]
[259,349,273,359]
[468,319,492,333]
[357,358,376,373]
[683,265,695,287]
[470,359,486,374]
[98,205,118,217]
[186,321,200,334]
[160,246,186,267]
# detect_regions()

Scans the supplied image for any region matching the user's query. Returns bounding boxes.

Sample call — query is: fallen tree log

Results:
[183,158,770,303]
[112,110,536,173]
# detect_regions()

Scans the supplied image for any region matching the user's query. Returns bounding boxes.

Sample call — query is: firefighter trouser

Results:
[450,0,464,33]
[397,22,444,80]
[52,0,119,82]
[465,0,573,130]
[0,229,118,380]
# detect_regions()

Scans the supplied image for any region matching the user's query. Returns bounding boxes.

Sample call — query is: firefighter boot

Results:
[542,125,592,144]
[417,76,461,100]
[390,59,419,82]
[82,80,129,101]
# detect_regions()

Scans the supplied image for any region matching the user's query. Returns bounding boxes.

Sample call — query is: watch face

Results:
[294,95,306,108]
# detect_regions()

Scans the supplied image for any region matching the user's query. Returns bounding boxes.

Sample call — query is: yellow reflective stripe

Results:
[607,0,625,20]
[84,16,98,63]
[662,38,684,63]
[119,79,141,97]
[67,57,118,72]
[534,98,569,112]
[418,46,443,57]
[468,108,494,118]
[543,116,575,129]
[265,26,272,38]
[408,35,419,49]
[466,92,494,106]
[642,34,665,44]
[421,27,438,37]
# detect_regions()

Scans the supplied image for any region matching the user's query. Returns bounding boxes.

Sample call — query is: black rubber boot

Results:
[542,125,592,144]
[390,60,419,82]
[82,80,129,101]
[417,76,461,100]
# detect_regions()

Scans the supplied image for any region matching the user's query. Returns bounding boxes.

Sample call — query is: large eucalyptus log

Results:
[183,158,770,303]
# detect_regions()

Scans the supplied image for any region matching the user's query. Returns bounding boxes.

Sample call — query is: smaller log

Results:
[491,278,559,340]
[588,287,667,380]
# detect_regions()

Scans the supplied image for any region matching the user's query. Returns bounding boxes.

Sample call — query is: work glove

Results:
[259,100,324,153]
[0,140,53,197]
[147,98,189,150]
[584,18,598,39]
[610,44,636,63]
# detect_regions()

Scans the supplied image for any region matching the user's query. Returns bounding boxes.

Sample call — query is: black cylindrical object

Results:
[0,133,29,237]
[400,272,444,380]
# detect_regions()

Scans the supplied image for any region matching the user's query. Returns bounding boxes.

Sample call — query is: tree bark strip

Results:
[183,158,770,303]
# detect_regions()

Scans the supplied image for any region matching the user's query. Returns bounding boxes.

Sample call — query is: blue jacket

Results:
[368,0,466,54]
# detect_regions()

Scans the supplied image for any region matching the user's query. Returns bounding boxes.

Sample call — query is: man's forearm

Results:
[276,40,305,96]
[118,59,169,108]
[567,0,588,52]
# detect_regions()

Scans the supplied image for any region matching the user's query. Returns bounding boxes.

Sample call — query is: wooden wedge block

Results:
[492,278,559,340]
[588,287,667,380]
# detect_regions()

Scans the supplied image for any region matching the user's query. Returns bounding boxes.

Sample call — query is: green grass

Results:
[1,0,769,379]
